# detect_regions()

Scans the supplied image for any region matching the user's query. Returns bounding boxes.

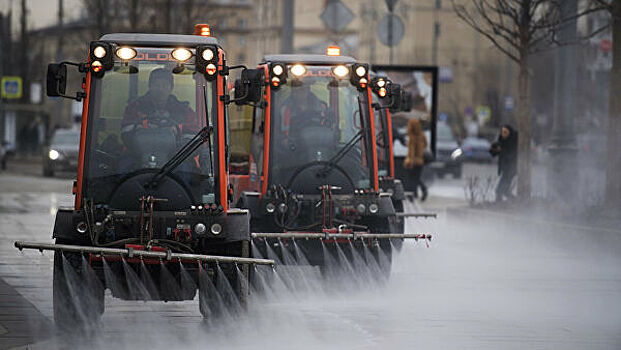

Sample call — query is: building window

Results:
[238,19,247,29]
[239,36,246,46]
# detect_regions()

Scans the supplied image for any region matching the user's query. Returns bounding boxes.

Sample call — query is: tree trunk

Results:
[516,50,532,199]
[605,0,621,208]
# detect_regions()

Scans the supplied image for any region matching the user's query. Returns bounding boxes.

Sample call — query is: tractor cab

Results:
[229,49,428,274]
[19,28,272,326]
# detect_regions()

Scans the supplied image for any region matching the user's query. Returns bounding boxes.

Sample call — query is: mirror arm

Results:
[60,61,88,73]
[220,64,247,76]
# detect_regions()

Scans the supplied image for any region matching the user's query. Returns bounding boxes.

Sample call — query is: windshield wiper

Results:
[147,85,214,188]
[147,126,212,188]
[316,129,363,179]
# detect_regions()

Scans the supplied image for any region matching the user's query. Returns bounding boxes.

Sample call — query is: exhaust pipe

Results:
[252,232,432,241]
[14,241,275,266]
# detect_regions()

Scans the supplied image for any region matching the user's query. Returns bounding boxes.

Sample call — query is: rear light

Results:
[271,76,280,86]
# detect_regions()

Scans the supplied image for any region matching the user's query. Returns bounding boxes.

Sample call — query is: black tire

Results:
[199,241,249,318]
[53,250,104,330]
[392,200,405,252]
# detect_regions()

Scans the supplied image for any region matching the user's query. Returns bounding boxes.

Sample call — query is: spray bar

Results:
[395,213,437,218]
[14,241,275,266]
[251,232,432,241]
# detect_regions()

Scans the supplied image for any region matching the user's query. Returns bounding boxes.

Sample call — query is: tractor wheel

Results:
[53,250,104,330]
[199,241,249,318]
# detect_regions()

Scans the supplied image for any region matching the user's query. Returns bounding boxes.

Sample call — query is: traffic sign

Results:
[320,0,355,33]
[1,76,22,99]
[377,14,405,47]
[601,39,612,53]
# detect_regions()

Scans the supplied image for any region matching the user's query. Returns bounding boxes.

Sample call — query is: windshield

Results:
[437,122,455,141]
[52,131,80,146]
[269,66,372,193]
[83,48,217,208]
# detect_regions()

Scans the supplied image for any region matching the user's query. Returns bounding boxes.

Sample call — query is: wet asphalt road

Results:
[0,168,620,350]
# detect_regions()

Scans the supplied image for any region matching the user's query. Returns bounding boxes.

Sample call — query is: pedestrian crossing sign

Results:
[1,76,23,99]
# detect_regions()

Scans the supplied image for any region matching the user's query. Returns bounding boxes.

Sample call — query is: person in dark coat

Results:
[490,124,518,202]
[403,118,428,201]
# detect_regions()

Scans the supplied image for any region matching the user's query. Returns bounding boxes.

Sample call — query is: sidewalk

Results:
[0,279,53,350]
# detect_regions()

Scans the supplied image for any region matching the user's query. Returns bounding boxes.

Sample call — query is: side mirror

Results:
[233,68,264,106]
[47,63,67,97]
[388,83,402,113]
[400,90,413,112]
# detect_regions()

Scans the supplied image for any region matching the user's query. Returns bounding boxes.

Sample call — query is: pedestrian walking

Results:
[403,117,428,201]
[490,124,518,202]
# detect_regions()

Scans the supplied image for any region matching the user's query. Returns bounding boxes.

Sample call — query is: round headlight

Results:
[451,148,463,160]
[211,223,222,235]
[202,48,215,61]
[356,203,366,214]
[48,149,60,160]
[369,203,379,214]
[271,76,280,86]
[355,66,366,77]
[272,64,284,76]
[290,64,306,77]
[278,203,287,213]
[116,47,137,60]
[266,203,276,213]
[171,48,192,62]
[332,65,349,78]
[379,87,387,97]
[76,221,87,234]
[377,79,386,88]
[195,223,206,235]
[93,46,107,59]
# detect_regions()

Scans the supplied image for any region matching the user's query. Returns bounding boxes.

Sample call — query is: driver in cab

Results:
[280,83,331,137]
[121,68,198,144]
[120,68,199,170]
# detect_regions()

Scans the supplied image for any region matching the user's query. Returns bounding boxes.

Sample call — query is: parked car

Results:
[462,136,493,163]
[43,129,80,177]
[430,122,463,178]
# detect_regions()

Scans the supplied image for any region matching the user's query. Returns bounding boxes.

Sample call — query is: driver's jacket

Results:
[280,94,329,136]
[121,94,199,135]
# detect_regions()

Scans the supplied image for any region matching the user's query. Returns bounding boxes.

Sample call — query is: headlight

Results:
[48,149,60,160]
[116,47,137,60]
[356,203,366,214]
[266,203,276,213]
[376,79,386,88]
[195,223,206,235]
[201,48,215,61]
[332,65,349,78]
[171,48,192,62]
[272,64,284,76]
[290,64,306,77]
[76,221,87,234]
[93,45,107,59]
[210,223,222,235]
[451,148,463,160]
[355,66,366,77]
[278,203,287,213]
[369,203,379,214]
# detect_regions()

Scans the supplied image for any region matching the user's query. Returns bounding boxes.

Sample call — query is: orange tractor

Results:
[15,26,272,326]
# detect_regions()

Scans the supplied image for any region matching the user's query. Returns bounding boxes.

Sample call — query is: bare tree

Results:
[451,0,604,200]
